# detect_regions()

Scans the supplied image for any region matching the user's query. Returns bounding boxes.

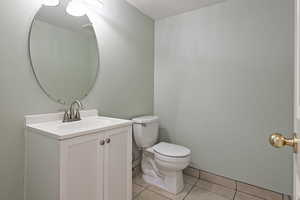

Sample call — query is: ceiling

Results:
[126,0,226,20]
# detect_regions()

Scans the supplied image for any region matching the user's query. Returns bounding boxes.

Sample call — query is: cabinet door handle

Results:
[105,138,111,144]
[99,140,105,146]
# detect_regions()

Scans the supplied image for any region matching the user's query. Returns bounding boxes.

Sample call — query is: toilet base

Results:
[141,147,189,195]
[142,170,184,195]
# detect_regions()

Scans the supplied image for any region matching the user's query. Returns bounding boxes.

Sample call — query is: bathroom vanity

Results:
[24,109,132,200]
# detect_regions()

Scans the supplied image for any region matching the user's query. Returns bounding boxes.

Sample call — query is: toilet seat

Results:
[155,152,191,165]
[153,142,191,158]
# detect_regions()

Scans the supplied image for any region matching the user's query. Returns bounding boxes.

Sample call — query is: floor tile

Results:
[234,192,264,200]
[184,175,198,185]
[133,184,145,198]
[200,170,236,190]
[237,182,282,200]
[135,190,171,200]
[148,183,193,200]
[183,167,200,178]
[196,179,235,199]
[133,175,150,188]
[185,186,231,200]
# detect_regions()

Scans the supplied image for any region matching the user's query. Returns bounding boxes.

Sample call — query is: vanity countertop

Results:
[25,110,132,140]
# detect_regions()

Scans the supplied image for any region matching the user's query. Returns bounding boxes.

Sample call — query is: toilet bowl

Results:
[143,142,191,194]
[132,116,191,194]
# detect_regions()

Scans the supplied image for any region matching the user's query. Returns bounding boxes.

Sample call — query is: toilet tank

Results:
[132,116,159,148]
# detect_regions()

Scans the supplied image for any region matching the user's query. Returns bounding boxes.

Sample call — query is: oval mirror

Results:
[29,0,99,105]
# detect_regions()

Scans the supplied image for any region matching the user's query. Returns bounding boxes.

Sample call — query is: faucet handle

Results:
[75,108,81,120]
[63,109,70,122]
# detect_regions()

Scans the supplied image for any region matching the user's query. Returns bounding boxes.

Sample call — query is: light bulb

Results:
[43,0,59,6]
[66,0,86,17]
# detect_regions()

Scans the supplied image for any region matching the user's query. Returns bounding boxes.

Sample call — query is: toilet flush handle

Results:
[133,122,147,127]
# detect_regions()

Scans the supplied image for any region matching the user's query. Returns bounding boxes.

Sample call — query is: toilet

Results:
[132,116,191,194]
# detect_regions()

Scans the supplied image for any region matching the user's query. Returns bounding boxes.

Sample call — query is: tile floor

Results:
[132,174,283,200]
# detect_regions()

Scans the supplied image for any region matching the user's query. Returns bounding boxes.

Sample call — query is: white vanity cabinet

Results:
[25,110,132,200]
[61,127,131,200]
[61,133,105,200]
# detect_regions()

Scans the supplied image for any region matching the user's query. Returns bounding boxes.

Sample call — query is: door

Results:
[295,1,300,199]
[104,127,132,200]
[61,134,105,200]
[270,1,300,200]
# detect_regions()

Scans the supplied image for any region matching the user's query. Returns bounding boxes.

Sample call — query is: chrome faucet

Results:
[63,99,83,122]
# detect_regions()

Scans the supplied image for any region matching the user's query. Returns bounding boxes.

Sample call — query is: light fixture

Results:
[66,0,86,17]
[66,0,104,17]
[87,0,104,9]
[43,0,59,6]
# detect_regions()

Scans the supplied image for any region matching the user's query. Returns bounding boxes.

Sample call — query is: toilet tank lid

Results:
[132,116,159,124]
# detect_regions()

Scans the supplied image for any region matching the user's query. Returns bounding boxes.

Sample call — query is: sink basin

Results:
[57,117,118,131]
[25,110,132,140]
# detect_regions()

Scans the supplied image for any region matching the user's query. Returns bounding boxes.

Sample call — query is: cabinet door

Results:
[61,134,105,200]
[104,127,132,200]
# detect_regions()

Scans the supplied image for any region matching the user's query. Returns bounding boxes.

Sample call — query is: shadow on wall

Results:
[159,128,171,143]
[89,6,149,48]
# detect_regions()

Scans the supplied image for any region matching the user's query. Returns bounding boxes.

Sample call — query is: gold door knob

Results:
[269,133,299,153]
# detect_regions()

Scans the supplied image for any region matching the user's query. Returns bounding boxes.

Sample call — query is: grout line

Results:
[147,182,195,200]
[232,190,237,200]
[197,177,236,192]
[134,187,145,199]
[199,168,236,182]
[146,188,173,200]
[186,166,284,199]
[140,177,198,200]
[183,184,196,200]
[236,180,282,196]
[194,170,237,191]
[135,183,149,190]
[235,180,237,191]
[237,191,270,200]
[132,182,147,199]
[133,180,149,189]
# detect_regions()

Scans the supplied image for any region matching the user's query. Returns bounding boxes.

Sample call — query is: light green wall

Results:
[154,0,294,194]
[0,0,154,199]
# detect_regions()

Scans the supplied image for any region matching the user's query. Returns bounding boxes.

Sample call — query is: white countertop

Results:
[25,110,132,140]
